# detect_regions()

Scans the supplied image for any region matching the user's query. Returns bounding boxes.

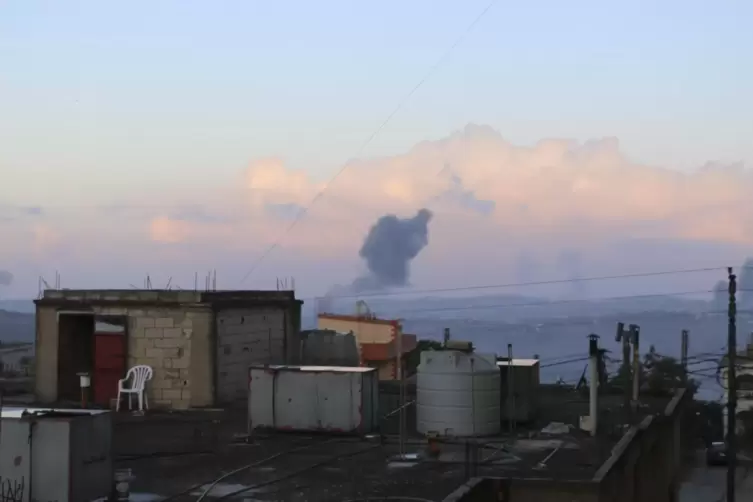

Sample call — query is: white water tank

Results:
[416,350,501,437]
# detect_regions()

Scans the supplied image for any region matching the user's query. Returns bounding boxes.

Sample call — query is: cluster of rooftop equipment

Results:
[247,336,541,438]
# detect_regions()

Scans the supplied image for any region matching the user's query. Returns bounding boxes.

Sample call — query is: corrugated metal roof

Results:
[249,365,375,373]
[497,358,540,367]
[0,407,110,418]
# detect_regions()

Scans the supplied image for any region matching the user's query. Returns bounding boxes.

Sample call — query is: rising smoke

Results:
[738,258,753,307]
[0,270,13,286]
[350,208,433,293]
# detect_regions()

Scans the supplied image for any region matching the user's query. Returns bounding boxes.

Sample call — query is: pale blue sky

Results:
[1,0,751,207]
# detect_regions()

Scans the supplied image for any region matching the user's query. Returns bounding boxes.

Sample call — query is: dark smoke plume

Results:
[0,270,13,286]
[351,209,433,292]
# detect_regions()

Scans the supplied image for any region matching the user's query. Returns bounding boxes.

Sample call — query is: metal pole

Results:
[397,322,404,457]
[727,267,737,502]
[507,344,514,433]
[588,335,599,437]
[630,324,641,408]
[616,322,631,419]
[681,329,689,381]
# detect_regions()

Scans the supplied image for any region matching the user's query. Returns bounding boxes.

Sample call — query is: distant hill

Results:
[0,300,35,314]
[0,309,34,343]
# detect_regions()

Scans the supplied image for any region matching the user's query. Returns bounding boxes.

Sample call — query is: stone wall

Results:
[118,307,205,410]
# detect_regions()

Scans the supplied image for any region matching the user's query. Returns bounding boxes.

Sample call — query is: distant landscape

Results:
[308,292,736,399]
[0,305,34,343]
[1,294,736,399]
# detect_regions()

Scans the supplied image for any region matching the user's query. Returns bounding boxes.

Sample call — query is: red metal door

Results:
[93,333,126,406]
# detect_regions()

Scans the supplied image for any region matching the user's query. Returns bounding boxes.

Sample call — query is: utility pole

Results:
[616,322,632,418]
[588,334,600,437]
[507,344,515,434]
[727,267,737,502]
[443,328,451,346]
[629,324,641,409]
[681,330,689,382]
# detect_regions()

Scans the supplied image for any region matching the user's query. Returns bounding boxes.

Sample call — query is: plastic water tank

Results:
[416,350,501,437]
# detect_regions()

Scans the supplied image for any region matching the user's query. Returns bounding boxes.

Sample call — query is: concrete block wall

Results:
[121,307,197,410]
[216,308,287,404]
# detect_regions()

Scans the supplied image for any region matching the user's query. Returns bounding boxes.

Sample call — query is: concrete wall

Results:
[125,306,212,409]
[441,389,688,502]
[443,478,598,502]
[595,391,687,502]
[317,315,395,344]
[215,307,288,405]
[35,289,302,410]
[35,305,59,402]
[35,300,214,409]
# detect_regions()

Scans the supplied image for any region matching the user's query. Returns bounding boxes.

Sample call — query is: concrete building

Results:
[443,389,689,502]
[0,343,34,375]
[721,334,753,437]
[317,313,417,380]
[34,289,302,409]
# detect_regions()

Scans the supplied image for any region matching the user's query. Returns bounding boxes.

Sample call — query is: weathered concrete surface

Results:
[34,289,303,410]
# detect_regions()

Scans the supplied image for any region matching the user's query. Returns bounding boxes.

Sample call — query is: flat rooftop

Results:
[35,289,301,307]
[112,410,625,502]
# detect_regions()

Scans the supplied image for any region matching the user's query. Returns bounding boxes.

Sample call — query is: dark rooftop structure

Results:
[110,387,689,502]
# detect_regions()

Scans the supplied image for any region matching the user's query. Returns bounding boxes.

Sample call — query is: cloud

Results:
[246,158,324,209]
[32,223,61,255]
[149,216,192,244]
[0,270,12,286]
[0,205,44,221]
[136,123,753,259]
[2,121,733,283]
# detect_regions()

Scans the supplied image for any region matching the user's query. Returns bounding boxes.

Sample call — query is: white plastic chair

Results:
[116,365,153,412]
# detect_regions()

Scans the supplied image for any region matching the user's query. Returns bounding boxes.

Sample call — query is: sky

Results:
[1,1,752,299]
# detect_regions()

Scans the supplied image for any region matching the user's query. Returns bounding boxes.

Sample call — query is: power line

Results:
[305,266,725,301]
[540,356,590,369]
[236,1,500,286]
[388,288,742,316]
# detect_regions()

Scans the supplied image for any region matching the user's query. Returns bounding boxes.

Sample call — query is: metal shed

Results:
[0,407,113,502]
[248,365,379,434]
[497,358,541,423]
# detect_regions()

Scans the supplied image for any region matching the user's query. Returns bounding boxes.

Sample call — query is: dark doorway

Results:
[57,313,95,402]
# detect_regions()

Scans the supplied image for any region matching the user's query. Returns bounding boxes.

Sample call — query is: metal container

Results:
[248,365,379,433]
[497,358,541,423]
[0,407,113,502]
[416,351,500,437]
